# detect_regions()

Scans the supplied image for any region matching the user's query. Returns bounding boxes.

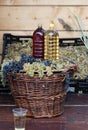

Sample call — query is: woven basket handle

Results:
[62,64,78,72]
[61,64,79,79]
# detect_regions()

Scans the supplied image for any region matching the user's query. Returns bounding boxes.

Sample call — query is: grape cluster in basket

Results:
[1,53,67,85]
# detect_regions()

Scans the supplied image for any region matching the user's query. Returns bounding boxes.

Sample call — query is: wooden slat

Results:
[0,0,88,6]
[0,6,88,31]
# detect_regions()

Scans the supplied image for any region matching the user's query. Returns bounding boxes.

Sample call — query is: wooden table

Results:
[0,93,88,130]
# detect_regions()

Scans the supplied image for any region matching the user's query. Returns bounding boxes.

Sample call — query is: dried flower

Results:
[70,10,88,49]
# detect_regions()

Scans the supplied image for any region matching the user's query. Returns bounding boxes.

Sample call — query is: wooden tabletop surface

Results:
[0,93,88,130]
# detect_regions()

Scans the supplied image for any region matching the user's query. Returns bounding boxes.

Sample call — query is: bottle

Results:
[44,23,59,60]
[33,24,45,59]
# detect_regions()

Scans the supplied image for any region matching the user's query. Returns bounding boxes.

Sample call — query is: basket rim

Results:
[7,71,66,82]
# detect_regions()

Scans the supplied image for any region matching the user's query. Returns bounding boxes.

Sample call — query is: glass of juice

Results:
[12,108,28,130]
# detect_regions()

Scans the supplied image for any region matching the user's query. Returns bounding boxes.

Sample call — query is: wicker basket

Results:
[7,72,66,118]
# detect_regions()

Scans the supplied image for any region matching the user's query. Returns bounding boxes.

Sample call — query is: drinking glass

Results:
[12,108,28,130]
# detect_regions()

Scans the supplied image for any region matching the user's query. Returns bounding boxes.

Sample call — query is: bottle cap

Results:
[38,24,42,28]
[50,23,54,28]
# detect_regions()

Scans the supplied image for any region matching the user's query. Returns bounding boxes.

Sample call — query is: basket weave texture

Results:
[7,72,66,118]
